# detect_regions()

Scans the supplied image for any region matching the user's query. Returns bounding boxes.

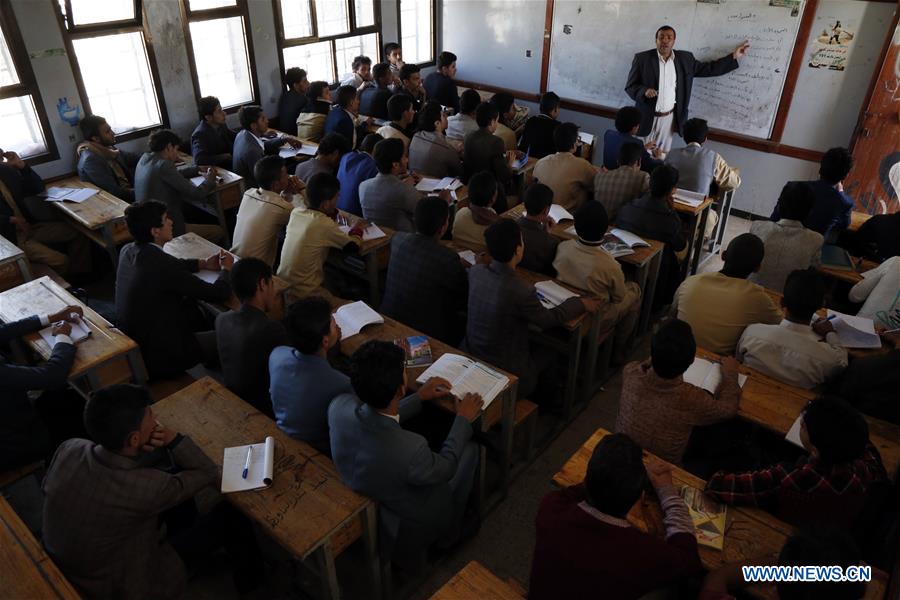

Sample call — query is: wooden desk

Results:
[51,176,132,267]
[674,196,715,277]
[328,211,395,306]
[0,234,32,292]
[817,257,878,286]
[0,276,146,396]
[850,210,873,233]
[430,561,524,600]
[153,377,379,600]
[0,495,80,599]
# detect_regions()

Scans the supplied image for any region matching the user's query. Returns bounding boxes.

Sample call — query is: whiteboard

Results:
[546,0,807,139]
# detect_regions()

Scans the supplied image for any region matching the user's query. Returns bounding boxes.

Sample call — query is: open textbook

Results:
[39,315,91,346]
[680,486,727,551]
[416,177,463,193]
[601,228,650,258]
[415,353,509,409]
[43,187,98,203]
[221,436,275,493]
[683,358,748,395]
[825,310,881,349]
[458,250,477,266]
[673,188,705,208]
[334,301,384,340]
[279,144,317,158]
[534,280,579,309]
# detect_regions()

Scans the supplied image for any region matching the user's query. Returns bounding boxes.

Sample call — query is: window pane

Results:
[354,0,375,28]
[283,41,334,84]
[187,0,236,10]
[314,0,349,37]
[0,96,48,157]
[279,0,313,39]
[189,17,253,108]
[0,22,20,86]
[72,32,161,134]
[68,0,135,26]
[335,34,378,83]
[400,0,433,64]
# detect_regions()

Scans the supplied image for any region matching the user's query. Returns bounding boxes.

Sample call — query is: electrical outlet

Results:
[526,50,532,58]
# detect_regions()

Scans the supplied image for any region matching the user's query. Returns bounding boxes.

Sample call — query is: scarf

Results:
[77,141,131,191]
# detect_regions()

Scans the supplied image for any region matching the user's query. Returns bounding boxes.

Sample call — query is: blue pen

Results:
[241,445,252,479]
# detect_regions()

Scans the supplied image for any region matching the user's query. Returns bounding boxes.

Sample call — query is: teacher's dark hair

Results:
[656,25,676,38]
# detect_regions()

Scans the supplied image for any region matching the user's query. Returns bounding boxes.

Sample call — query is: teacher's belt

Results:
[654,109,675,117]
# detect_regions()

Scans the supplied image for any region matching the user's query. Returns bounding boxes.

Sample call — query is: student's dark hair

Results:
[307,80,329,101]
[819,147,853,184]
[387,94,413,121]
[84,384,150,451]
[803,396,869,465]
[360,133,383,153]
[254,155,285,191]
[649,164,679,197]
[484,219,522,263]
[384,42,401,56]
[415,195,449,237]
[489,92,515,119]
[656,25,676,38]
[317,132,351,157]
[553,122,579,152]
[523,182,553,216]
[651,318,696,378]
[284,67,307,89]
[777,181,816,221]
[198,96,220,120]
[373,138,405,174]
[618,141,643,167]
[783,269,825,322]
[540,91,560,115]
[468,171,497,208]
[372,62,391,82]
[125,200,167,243]
[417,100,443,132]
[284,296,333,354]
[682,118,709,145]
[231,257,272,302]
[238,105,265,130]
[350,340,406,410]
[459,89,481,115]
[79,114,106,141]
[574,202,609,243]
[335,85,357,108]
[475,102,499,128]
[615,106,643,133]
[585,433,648,518]
[306,172,341,209]
[351,55,372,71]
[777,530,866,600]
[148,128,181,153]
[722,232,765,278]
[437,51,457,69]
[399,63,420,82]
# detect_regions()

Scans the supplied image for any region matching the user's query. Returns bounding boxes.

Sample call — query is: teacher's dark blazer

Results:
[625,49,738,137]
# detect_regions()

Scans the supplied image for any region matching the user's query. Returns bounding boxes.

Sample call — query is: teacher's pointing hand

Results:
[732,41,750,60]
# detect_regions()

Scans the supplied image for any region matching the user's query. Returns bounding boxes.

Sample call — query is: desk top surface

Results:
[673,196,714,216]
[849,210,872,233]
[0,233,25,263]
[52,176,130,230]
[429,560,523,600]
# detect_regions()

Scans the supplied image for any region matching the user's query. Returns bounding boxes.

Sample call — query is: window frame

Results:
[0,0,59,164]
[53,0,170,143]
[272,0,382,86]
[396,0,436,68]
[179,0,261,114]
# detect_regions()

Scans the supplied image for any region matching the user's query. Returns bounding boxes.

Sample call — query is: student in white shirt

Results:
[737,268,847,389]
[849,256,900,328]
[340,55,373,91]
[446,89,481,142]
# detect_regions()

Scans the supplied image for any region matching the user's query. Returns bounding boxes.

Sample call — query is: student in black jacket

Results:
[277,67,309,136]
[518,92,561,159]
[191,96,237,168]
[423,51,460,113]
[359,62,394,120]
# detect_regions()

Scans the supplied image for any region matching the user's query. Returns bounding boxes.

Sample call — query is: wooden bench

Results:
[429,560,525,600]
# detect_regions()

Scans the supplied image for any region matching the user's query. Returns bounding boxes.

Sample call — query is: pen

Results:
[242,445,252,479]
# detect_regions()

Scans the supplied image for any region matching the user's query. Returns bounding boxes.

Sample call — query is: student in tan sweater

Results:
[452,171,498,253]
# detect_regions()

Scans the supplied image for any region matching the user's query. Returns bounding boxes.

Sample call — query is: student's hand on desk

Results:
[580,297,603,314]
[51,322,72,337]
[645,456,673,488]
[720,356,740,378]
[203,167,218,183]
[812,318,836,337]
[418,377,453,401]
[48,305,83,324]
[142,423,177,452]
[286,137,303,149]
[644,88,658,99]
[455,393,485,422]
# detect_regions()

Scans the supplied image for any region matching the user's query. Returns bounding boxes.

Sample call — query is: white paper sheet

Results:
[334,301,384,339]
[221,436,275,493]
[458,250,476,266]
[683,358,748,395]
[673,188,705,207]
[785,414,804,449]
[535,280,579,308]
[44,187,98,203]
[38,315,91,346]
[826,310,881,349]
[338,223,387,241]
[548,204,574,223]
[279,144,317,158]
[609,228,649,248]
[577,131,595,146]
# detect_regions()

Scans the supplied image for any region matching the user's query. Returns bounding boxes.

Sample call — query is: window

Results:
[181,0,258,110]
[399,0,434,65]
[0,0,56,161]
[55,0,167,139]
[274,0,381,85]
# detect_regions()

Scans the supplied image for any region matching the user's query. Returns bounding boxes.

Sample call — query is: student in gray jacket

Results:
[409,101,462,178]
[232,105,301,188]
[76,114,140,202]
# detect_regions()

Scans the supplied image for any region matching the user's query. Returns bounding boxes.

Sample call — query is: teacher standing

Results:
[625,25,750,156]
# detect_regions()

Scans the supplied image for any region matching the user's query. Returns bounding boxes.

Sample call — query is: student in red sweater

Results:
[529,433,703,599]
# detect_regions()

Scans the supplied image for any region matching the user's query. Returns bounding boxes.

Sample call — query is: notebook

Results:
[39,315,91,346]
[415,177,463,193]
[601,228,650,257]
[190,175,224,187]
[821,245,855,271]
[394,335,434,367]
[680,486,727,551]
[44,187,98,203]
[338,223,387,241]
[221,436,275,493]
[279,144,317,158]
[825,309,881,349]
[534,280,579,309]
[673,188,705,208]
[577,131,595,146]
[458,250,477,266]
[682,357,748,395]
[334,301,384,340]
[548,204,574,223]
[416,353,509,409]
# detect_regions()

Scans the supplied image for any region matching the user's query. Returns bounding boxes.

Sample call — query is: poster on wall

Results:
[808,19,857,70]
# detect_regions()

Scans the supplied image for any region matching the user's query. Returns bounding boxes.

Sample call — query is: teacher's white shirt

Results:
[657,52,677,113]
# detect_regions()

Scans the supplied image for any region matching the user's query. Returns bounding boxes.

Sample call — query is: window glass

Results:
[335,33,378,82]
[189,17,253,108]
[0,96,48,157]
[68,0,135,26]
[187,0,236,10]
[314,0,349,37]
[400,0,433,64]
[0,23,19,86]
[284,41,334,84]
[353,0,375,28]
[279,0,313,39]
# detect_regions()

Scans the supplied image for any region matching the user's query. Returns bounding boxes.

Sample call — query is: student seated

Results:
[529,433,703,599]
[277,67,309,136]
[381,196,468,344]
[463,219,597,398]
[555,202,641,364]
[277,173,362,301]
[359,62,393,120]
[376,94,416,155]
[704,396,888,526]
[489,92,518,152]
[453,171,499,253]
[385,42,404,88]
[517,182,559,276]
[233,105,298,189]
[771,147,855,243]
[848,255,900,327]
[665,118,741,198]
[133,129,223,241]
[77,114,139,201]
[328,340,483,566]
[615,318,740,464]
[533,122,599,212]
[116,200,232,380]
[340,54,372,90]
[593,141,649,222]
[738,269,847,390]
[749,182,823,293]
[518,91,561,159]
[673,233,782,355]
[43,384,261,598]
[190,96,237,169]
[423,51,460,113]
[337,133,382,216]
[856,211,900,262]
[294,132,351,183]
[270,297,351,456]
[602,105,662,173]
[0,148,90,276]
[393,63,425,112]
[463,102,513,211]
[446,89,480,142]
[215,258,288,415]
[325,85,366,149]
[296,81,333,141]
[834,330,900,425]
[409,101,462,178]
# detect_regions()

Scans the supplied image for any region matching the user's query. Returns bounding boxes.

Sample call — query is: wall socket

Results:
[525,50,532,58]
